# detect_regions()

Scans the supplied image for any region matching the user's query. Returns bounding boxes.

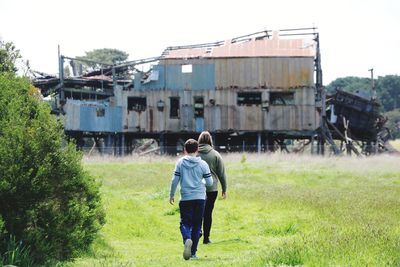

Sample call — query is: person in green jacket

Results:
[197,131,227,244]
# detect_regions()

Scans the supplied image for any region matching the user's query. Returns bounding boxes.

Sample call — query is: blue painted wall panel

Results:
[165,65,184,90]
[195,117,204,132]
[192,64,215,90]
[80,106,122,132]
[109,107,123,132]
[134,64,215,90]
[135,65,165,90]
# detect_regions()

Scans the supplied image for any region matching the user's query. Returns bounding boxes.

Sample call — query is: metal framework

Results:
[31,28,395,156]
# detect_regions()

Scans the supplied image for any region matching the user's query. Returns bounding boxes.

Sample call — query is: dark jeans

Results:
[203,191,218,241]
[179,199,206,256]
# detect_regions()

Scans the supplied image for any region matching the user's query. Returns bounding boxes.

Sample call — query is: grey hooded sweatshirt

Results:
[170,155,213,201]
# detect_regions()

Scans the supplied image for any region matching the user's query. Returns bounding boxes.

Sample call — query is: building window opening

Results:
[96,107,105,117]
[170,97,180,118]
[128,97,147,112]
[194,97,204,118]
[270,92,295,105]
[181,64,192,73]
[237,92,262,106]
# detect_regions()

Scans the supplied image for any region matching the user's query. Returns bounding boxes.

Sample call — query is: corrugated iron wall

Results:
[66,55,317,134]
[214,57,314,89]
[64,100,122,132]
[135,62,215,90]
[135,57,313,91]
[115,87,316,132]
[65,87,316,133]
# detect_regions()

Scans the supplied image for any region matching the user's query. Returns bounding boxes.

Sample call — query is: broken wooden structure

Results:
[31,28,396,155]
[324,89,395,155]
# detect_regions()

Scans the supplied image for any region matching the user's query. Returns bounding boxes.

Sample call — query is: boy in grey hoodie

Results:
[169,139,213,260]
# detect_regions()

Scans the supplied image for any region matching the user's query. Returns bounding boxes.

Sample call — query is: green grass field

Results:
[60,154,400,266]
[390,139,400,151]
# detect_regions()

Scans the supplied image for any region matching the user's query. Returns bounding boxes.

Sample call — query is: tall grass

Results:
[390,139,400,151]
[1,235,34,267]
[60,154,400,266]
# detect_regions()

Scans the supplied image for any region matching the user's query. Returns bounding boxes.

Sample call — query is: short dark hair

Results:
[184,139,198,154]
[198,131,213,146]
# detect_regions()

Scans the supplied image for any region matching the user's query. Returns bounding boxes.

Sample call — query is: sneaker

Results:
[203,239,212,244]
[183,239,193,260]
[190,255,199,260]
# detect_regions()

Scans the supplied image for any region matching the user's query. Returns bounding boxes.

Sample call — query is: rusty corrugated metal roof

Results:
[162,31,316,59]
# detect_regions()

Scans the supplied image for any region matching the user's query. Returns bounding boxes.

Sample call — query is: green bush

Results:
[0,73,105,264]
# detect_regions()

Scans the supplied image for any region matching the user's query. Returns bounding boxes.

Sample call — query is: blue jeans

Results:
[179,199,206,256]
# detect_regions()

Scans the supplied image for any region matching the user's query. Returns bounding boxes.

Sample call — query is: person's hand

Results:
[221,192,227,199]
[169,197,175,205]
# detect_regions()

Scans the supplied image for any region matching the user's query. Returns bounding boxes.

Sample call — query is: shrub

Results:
[0,73,105,264]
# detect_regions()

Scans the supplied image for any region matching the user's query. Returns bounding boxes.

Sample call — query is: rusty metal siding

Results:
[236,106,262,130]
[180,106,194,130]
[295,87,315,105]
[126,110,147,132]
[137,57,314,91]
[163,35,316,59]
[118,86,317,133]
[263,105,316,131]
[214,57,314,89]
[121,90,184,132]
[64,100,81,130]
[205,106,221,131]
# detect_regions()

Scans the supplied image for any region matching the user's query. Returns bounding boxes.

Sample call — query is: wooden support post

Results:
[121,133,125,157]
[257,132,262,154]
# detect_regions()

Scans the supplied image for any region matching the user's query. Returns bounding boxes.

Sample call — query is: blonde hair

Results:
[198,131,213,147]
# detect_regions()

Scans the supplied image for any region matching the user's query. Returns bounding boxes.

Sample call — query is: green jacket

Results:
[198,144,227,193]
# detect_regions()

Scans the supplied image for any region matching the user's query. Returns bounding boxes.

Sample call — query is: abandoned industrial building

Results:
[32,28,393,155]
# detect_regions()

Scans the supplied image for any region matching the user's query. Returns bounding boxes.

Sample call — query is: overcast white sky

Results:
[1,0,399,84]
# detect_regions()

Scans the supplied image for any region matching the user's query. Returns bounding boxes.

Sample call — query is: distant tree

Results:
[383,108,400,139]
[0,40,21,73]
[376,75,400,111]
[325,76,372,96]
[76,48,129,71]
[64,65,71,77]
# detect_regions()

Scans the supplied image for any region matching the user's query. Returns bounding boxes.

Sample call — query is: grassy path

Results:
[61,154,400,266]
